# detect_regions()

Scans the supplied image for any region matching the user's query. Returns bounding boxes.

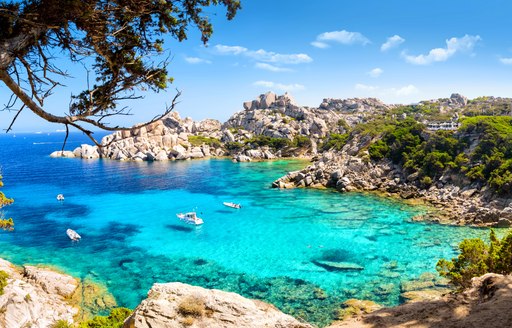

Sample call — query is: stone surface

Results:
[329,273,512,328]
[123,282,312,328]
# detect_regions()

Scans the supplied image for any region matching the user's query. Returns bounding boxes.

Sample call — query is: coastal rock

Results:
[0,261,79,328]
[330,273,512,328]
[123,282,312,328]
[50,150,75,158]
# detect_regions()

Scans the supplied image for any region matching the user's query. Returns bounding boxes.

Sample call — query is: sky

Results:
[1,0,512,132]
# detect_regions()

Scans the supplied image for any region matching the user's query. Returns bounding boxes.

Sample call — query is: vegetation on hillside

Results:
[78,307,132,328]
[0,175,14,230]
[437,229,512,288]
[188,136,222,148]
[363,116,512,194]
[0,270,8,295]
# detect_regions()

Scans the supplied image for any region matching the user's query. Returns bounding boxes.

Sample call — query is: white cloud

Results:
[368,68,383,78]
[255,63,293,72]
[253,80,305,92]
[311,41,329,49]
[214,44,248,55]
[381,35,405,52]
[246,49,312,64]
[214,44,312,65]
[355,83,378,91]
[184,56,212,64]
[403,34,481,65]
[354,84,419,97]
[314,30,370,46]
[499,57,512,65]
[391,84,419,96]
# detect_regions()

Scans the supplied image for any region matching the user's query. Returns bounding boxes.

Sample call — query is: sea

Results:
[0,132,497,326]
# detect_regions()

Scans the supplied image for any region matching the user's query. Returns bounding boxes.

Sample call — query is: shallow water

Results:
[0,133,496,326]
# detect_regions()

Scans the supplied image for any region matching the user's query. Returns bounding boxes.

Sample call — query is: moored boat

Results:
[177,212,204,225]
[57,194,65,201]
[223,202,241,209]
[66,228,81,241]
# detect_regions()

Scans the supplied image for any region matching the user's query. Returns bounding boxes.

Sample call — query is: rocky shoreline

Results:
[51,92,512,227]
[271,146,512,228]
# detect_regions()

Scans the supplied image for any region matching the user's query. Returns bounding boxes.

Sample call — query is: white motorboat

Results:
[57,194,65,201]
[177,212,204,225]
[66,229,81,241]
[223,202,241,209]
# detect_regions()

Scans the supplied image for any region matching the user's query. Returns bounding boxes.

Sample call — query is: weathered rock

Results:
[123,282,312,328]
[50,151,75,158]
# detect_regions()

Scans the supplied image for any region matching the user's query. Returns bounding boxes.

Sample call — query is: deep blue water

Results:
[0,132,495,326]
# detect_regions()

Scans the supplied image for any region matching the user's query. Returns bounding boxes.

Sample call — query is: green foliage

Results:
[292,135,311,148]
[187,136,221,148]
[243,135,291,150]
[0,175,14,231]
[0,270,8,295]
[368,140,390,160]
[458,116,512,193]
[321,133,349,151]
[437,229,512,288]
[78,307,132,328]
[51,320,73,328]
[224,141,244,151]
[420,176,432,186]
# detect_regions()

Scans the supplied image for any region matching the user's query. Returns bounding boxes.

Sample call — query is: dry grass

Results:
[177,296,205,317]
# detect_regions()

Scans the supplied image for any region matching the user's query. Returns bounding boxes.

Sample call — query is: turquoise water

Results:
[0,133,497,326]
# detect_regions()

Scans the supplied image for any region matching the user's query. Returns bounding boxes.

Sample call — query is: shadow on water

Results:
[165,224,194,233]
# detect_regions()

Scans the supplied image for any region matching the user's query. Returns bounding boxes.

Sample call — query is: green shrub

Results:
[437,229,512,288]
[243,135,291,150]
[78,307,132,328]
[0,270,9,295]
[368,140,389,160]
[321,133,349,151]
[225,141,244,151]
[187,136,221,147]
[51,320,72,328]
[292,135,311,148]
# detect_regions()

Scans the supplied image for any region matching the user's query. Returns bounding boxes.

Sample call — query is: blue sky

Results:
[2,0,512,132]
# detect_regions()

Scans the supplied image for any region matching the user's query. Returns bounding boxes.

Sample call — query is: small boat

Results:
[57,194,65,201]
[66,229,81,241]
[223,202,242,209]
[177,212,204,225]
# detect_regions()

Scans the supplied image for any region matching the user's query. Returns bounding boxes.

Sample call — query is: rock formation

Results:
[330,273,512,328]
[123,282,312,328]
[272,135,512,227]
[0,258,116,328]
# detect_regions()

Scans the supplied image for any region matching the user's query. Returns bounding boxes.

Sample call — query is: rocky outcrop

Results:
[123,282,312,328]
[329,273,512,328]
[272,136,512,227]
[0,258,116,328]
[0,259,77,328]
[93,112,224,161]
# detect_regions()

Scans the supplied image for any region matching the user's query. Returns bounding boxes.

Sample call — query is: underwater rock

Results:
[312,260,364,271]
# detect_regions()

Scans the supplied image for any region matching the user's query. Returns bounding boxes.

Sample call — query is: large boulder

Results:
[123,282,312,328]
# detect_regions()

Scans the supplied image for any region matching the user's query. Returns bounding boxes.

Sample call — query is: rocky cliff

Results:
[123,282,312,328]
[0,258,116,328]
